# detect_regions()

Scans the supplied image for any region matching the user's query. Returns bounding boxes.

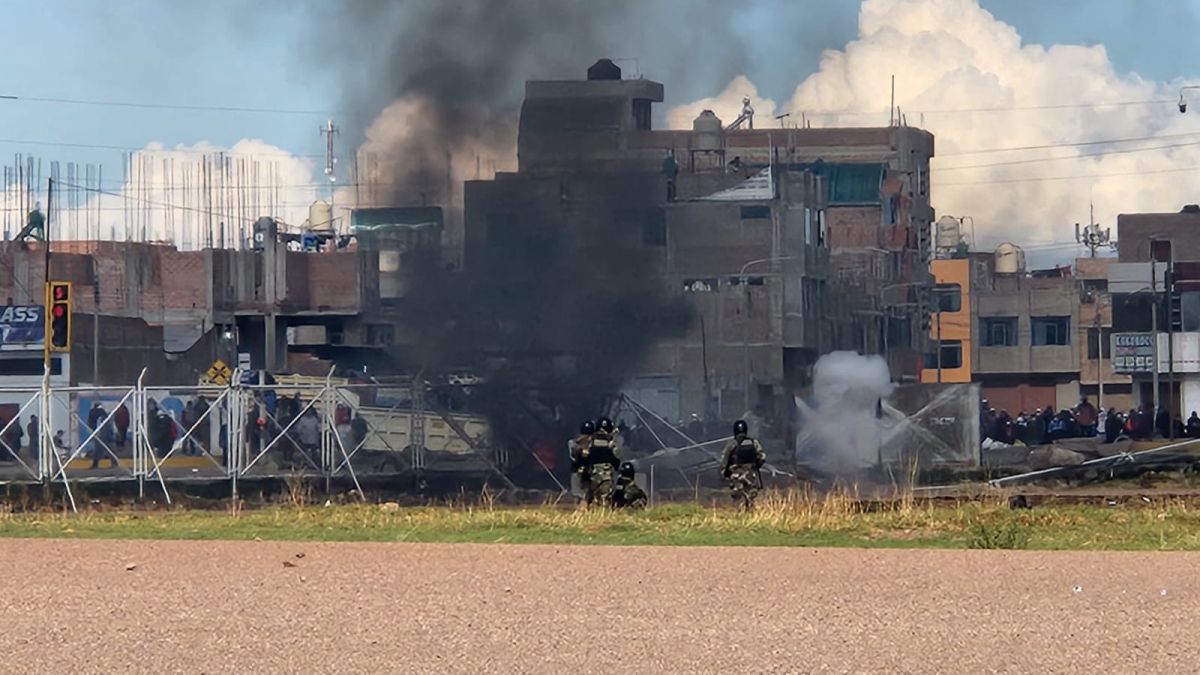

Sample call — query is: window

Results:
[1032,316,1070,346]
[817,209,826,247]
[1182,291,1200,332]
[642,209,666,246]
[0,356,62,376]
[932,284,962,312]
[366,324,394,346]
[924,340,962,369]
[1086,328,1112,359]
[740,205,770,219]
[980,317,1018,347]
[804,208,813,244]
[1151,239,1172,263]
[632,99,652,131]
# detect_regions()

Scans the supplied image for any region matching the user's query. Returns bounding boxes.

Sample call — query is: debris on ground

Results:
[283,561,297,568]
[380,502,400,513]
[125,563,137,572]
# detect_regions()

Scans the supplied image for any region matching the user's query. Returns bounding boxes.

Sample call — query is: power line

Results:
[937,139,1200,171]
[938,131,1200,157]
[797,97,1175,118]
[0,137,324,158]
[1,94,344,117]
[936,164,1200,187]
[56,181,259,224]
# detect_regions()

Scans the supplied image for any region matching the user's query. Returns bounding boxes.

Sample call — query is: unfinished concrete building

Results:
[0,226,399,388]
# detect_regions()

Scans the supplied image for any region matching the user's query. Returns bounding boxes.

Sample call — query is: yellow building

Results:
[921,258,971,383]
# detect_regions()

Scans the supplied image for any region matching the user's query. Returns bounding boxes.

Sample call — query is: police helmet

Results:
[580,420,596,435]
[619,461,636,477]
[597,417,615,433]
[733,420,749,436]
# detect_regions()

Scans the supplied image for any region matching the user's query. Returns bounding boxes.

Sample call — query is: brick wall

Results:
[827,206,881,249]
[303,253,361,311]
[159,251,209,310]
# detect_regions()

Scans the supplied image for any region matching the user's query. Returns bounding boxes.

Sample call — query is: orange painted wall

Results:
[921,258,971,383]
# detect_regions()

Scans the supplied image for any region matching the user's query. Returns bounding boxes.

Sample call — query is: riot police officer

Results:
[585,417,621,506]
[612,461,648,509]
[719,420,765,510]
[569,420,595,500]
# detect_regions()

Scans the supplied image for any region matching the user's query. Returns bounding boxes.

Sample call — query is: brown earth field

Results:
[0,540,1192,674]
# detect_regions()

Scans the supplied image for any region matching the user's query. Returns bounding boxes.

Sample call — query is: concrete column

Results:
[264,315,277,372]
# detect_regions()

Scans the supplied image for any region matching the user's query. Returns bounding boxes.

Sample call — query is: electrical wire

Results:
[938,131,1200,156]
[0,137,323,158]
[1,94,342,117]
[794,97,1175,118]
[937,139,1200,171]
[936,164,1200,187]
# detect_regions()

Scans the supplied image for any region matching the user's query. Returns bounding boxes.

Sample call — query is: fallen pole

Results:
[988,436,1200,487]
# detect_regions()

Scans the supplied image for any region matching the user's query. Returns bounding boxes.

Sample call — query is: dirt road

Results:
[0,540,1191,673]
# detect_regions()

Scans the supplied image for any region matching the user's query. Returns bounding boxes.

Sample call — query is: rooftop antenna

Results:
[889,74,895,126]
[1074,202,1115,257]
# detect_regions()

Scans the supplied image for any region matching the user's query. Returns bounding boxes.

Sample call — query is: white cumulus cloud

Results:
[668,0,1198,259]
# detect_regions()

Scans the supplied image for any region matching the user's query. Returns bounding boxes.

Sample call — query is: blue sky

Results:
[2,0,1199,184]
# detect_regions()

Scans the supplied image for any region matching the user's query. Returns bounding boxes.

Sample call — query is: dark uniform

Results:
[720,420,765,510]
[612,461,648,510]
[584,417,621,506]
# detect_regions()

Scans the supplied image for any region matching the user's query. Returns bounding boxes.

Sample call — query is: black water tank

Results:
[1182,204,1200,213]
[587,58,621,81]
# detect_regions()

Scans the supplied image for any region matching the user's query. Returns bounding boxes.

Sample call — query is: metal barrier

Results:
[0,368,516,510]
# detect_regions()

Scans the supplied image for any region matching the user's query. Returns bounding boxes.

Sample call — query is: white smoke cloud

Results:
[796,351,895,475]
[668,0,1199,257]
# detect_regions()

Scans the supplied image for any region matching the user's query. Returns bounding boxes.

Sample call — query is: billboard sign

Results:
[1112,332,1154,373]
[0,305,43,348]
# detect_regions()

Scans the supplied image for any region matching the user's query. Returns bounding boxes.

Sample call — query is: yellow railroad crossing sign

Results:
[206,359,233,386]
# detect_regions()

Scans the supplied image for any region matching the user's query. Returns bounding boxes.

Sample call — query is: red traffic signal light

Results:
[47,281,72,352]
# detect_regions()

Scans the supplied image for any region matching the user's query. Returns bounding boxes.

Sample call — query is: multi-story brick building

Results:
[464,59,935,438]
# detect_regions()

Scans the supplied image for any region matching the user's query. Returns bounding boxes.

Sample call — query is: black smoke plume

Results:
[294,1,754,456]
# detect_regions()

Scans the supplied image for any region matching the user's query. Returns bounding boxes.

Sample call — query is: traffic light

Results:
[47,281,71,352]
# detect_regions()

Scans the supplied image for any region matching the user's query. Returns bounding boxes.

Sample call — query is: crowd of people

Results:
[982,396,1200,446]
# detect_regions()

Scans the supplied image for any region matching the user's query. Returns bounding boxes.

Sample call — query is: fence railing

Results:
[0,368,499,510]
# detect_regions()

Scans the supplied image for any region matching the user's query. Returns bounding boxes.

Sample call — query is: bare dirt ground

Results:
[0,540,1193,674]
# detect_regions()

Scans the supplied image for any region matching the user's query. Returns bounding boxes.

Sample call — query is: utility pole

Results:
[1094,307,1103,414]
[1167,263,1176,439]
[42,177,53,374]
[1152,259,1160,415]
[935,308,943,383]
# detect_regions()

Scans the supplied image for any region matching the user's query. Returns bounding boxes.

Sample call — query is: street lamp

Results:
[736,256,797,416]
[1179,86,1200,113]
